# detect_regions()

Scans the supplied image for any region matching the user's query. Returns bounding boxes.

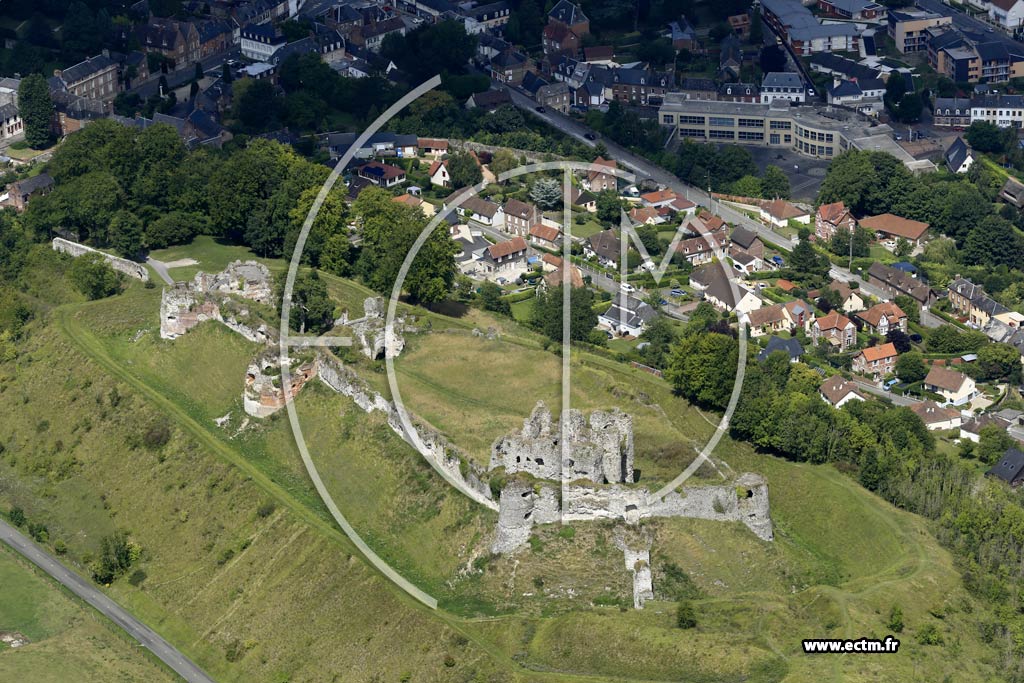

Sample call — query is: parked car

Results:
[670,288,685,296]
[584,132,597,141]
[771,255,785,267]
[535,106,546,113]
[621,282,636,293]
[883,378,900,391]
[909,333,923,343]
[659,299,668,306]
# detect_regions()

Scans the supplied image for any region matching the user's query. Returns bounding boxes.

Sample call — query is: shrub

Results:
[888,604,904,633]
[676,601,697,629]
[917,623,943,645]
[28,521,48,543]
[53,539,67,555]
[8,506,25,527]
[256,501,276,518]
[142,421,171,450]
[128,569,147,586]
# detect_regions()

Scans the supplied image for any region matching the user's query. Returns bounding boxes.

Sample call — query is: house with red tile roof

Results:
[852,342,899,378]
[856,302,907,336]
[859,213,929,246]
[811,311,856,350]
[428,159,450,187]
[815,201,854,241]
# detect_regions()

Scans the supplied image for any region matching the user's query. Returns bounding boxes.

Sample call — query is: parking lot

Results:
[745,146,831,203]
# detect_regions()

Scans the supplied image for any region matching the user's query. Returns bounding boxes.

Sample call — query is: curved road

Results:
[0,518,216,683]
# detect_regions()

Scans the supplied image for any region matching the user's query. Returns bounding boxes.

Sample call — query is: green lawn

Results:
[0,547,177,682]
[147,235,284,282]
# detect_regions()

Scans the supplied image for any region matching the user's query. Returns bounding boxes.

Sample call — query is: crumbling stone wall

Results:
[52,237,149,281]
[317,355,495,508]
[490,402,634,484]
[490,476,773,555]
[243,354,319,418]
[159,284,220,339]
[194,260,273,304]
[335,296,406,360]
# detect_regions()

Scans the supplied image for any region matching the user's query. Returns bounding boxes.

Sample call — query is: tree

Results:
[320,232,354,277]
[231,78,281,132]
[761,165,790,199]
[531,285,597,343]
[530,177,563,210]
[18,73,53,149]
[976,343,1021,382]
[595,190,623,223]
[489,148,519,177]
[977,423,1015,464]
[895,350,926,383]
[108,210,144,257]
[284,270,335,335]
[477,281,510,315]
[894,238,912,259]
[731,175,762,198]
[68,254,122,300]
[789,237,829,281]
[640,316,676,368]
[676,600,697,629]
[447,151,483,188]
[962,215,1024,269]
[353,188,457,305]
[666,332,738,409]
[887,329,913,354]
[927,325,988,354]
[637,37,676,68]
[829,226,871,259]
[145,211,202,249]
[965,121,1010,154]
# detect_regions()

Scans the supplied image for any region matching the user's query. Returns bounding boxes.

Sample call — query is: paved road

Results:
[916,0,1012,39]
[0,519,216,683]
[504,85,801,255]
[146,257,175,285]
[850,377,922,406]
[129,47,241,99]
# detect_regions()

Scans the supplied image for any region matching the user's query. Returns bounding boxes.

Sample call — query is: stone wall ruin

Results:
[52,237,149,281]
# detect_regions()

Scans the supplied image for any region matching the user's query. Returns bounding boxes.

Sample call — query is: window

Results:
[770,120,791,130]
[663,114,675,124]
[709,129,735,139]
[709,116,735,127]
[738,131,764,141]
[679,115,705,124]
[784,134,792,143]
[678,128,706,138]
[738,118,763,128]
[770,133,781,144]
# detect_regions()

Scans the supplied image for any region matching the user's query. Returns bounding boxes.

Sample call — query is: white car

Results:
[620,283,636,293]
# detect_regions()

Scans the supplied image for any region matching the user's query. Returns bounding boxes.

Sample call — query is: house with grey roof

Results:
[944,137,974,174]
[599,295,656,337]
[760,72,805,105]
[757,335,804,362]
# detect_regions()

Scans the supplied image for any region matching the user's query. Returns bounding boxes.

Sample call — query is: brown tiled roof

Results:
[776,278,796,292]
[924,365,969,392]
[504,198,536,220]
[530,223,561,242]
[820,375,864,405]
[857,342,898,363]
[428,159,446,176]
[859,213,929,241]
[856,302,906,329]
[640,189,676,204]
[909,400,961,424]
[748,303,787,327]
[629,206,659,223]
[763,198,807,220]
[462,196,501,218]
[544,263,583,288]
[359,160,405,180]
[815,310,853,331]
[392,193,421,208]
[487,236,528,259]
[418,138,448,150]
[817,201,849,223]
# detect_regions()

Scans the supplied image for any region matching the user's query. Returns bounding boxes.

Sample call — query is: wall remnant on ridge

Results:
[52,237,149,281]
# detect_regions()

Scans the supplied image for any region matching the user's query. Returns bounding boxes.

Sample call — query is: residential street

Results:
[0,519,216,683]
[129,47,241,99]
[849,377,922,406]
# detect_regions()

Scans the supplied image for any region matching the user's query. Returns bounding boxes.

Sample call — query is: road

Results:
[146,257,175,285]
[0,519,216,683]
[503,85,800,254]
[916,0,1011,39]
[849,377,922,406]
[129,47,241,99]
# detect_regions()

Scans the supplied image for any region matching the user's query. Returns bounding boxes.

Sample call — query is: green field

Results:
[0,237,1006,682]
[0,547,177,682]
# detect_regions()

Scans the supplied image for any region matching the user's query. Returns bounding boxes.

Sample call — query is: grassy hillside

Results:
[0,238,1006,682]
[0,546,177,682]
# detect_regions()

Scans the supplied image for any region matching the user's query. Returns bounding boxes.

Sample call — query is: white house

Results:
[760,72,805,105]
[910,401,963,431]
[429,159,450,187]
[924,365,978,407]
[599,295,657,337]
[820,375,867,408]
[461,196,505,228]
[241,24,286,62]
[989,0,1024,29]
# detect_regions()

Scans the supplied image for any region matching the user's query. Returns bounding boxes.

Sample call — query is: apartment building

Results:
[760,72,806,105]
[971,94,1024,127]
[53,53,120,104]
[888,10,951,53]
